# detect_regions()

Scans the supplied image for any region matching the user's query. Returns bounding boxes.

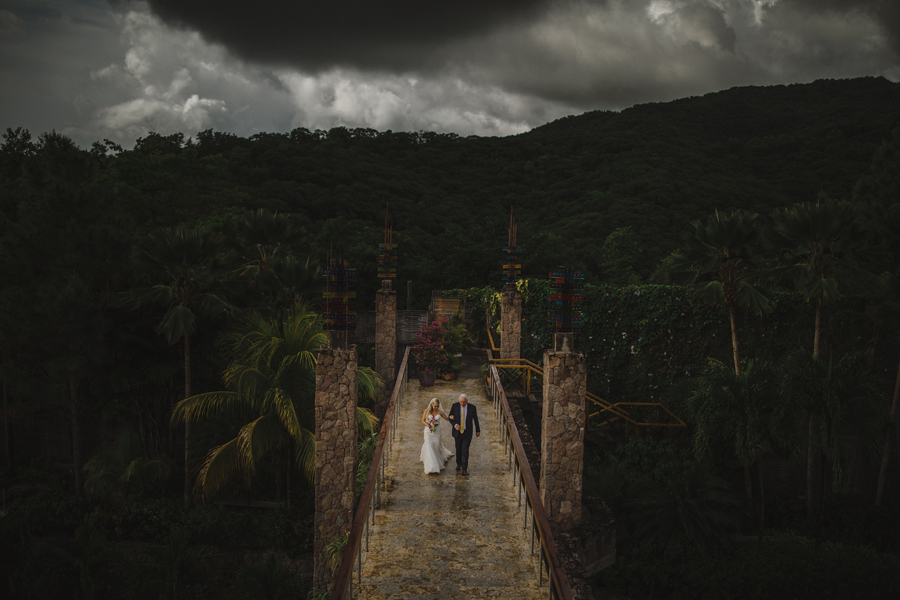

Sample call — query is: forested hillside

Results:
[6,76,895,308]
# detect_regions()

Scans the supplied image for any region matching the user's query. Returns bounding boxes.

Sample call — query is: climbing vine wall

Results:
[448,280,884,410]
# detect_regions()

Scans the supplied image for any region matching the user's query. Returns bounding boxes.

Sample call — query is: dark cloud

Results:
[0,10,26,36]
[147,0,556,71]
[678,3,735,53]
[10,2,62,21]
[3,1,896,149]
[782,0,900,57]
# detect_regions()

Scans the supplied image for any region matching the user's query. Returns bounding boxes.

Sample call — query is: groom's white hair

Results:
[459,394,467,400]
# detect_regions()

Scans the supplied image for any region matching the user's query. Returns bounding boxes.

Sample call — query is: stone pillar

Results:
[313,344,358,589]
[500,283,522,360]
[540,344,586,534]
[374,280,397,417]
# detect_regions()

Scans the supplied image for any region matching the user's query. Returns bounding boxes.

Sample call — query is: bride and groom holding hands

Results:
[420,394,480,476]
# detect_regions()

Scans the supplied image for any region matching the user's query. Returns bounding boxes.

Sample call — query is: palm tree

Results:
[672,210,772,378]
[627,456,741,560]
[869,205,900,507]
[228,209,321,317]
[230,208,304,277]
[688,359,801,536]
[114,226,232,508]
[852,128,900,507]
[269,255,322,314]
[82,428,170,499]
[784,349,886,539]
[770,198,866,358]
[872,271,900,507]
[769,198,867,520]
[171,309,381,505]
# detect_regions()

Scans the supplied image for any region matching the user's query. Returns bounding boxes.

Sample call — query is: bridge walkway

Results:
[355,375,546,599]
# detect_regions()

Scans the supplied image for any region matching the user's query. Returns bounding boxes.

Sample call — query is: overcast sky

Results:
[1,0,898,148]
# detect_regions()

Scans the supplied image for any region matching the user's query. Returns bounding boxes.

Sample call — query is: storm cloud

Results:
[146,0,556,71]
[142,0,900,108]
[782,0,900,57]
[1,0,898,148]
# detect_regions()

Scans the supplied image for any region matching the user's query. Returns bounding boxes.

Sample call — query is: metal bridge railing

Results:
[331,347,410,600]
[487,324,501,354]
[489,358,687,439]
[590,401,686,440]
[488,362,575,600]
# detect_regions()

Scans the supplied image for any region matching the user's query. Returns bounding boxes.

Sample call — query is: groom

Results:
[449,393,480,476]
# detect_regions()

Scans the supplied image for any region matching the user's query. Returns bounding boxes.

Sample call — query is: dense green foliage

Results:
[519,281,840,405]
[2,76,900,598]
[596,532,900,600]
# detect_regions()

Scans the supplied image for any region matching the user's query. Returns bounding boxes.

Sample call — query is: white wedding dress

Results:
[420,415,454,474]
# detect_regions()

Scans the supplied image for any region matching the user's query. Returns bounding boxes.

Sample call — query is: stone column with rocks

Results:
[313,344,358,589]
[540,334,586,534]
[500,283,522,360]
[374,280,397,417]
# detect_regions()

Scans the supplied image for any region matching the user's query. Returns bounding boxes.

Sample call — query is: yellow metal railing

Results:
[487,324,500,353]
[489,357,686,438]
[490,358,543,397]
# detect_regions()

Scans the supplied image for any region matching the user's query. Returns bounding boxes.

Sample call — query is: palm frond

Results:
[237,413,285,473]
[112,285,173,310]
[122,457,171,494]
[735,283,773,315]
[356,366,385,404]
[157,304,196,345]
[294,428,316,485]
[198,292,233,318]
[82,471,121,498]
[172,391,243,426]
[195,437,246,502]
[356,407,380,440]
[690,281,725,306]
[269,387,305,440]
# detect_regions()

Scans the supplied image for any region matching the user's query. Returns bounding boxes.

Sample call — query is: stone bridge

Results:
[350,375,549,599]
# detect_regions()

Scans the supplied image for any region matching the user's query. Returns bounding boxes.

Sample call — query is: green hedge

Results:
[513,280,883,407]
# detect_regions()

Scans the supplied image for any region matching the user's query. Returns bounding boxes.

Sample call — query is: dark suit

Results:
[448,402,480,471]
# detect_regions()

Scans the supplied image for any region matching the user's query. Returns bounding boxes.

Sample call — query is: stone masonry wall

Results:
[313,344,358,588]
[374,282,397,417]
[540,350,586,534]
[500,285,522,360]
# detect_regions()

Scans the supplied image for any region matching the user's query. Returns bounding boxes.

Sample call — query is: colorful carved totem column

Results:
[500,210,522,360]
[322,250,357,349]
[313,343,358,588]
[374,208,397,416]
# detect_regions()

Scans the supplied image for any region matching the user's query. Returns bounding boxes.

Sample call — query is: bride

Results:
[420,398,454,474]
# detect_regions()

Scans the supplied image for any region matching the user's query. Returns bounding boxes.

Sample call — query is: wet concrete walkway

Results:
[356,375,546,599]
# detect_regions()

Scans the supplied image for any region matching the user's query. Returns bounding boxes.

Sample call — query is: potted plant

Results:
[441,354,461,381]
[411,318,451,387]
[446,321,470,357]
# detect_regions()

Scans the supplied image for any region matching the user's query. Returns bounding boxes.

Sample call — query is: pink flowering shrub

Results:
[412,317,452,375]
